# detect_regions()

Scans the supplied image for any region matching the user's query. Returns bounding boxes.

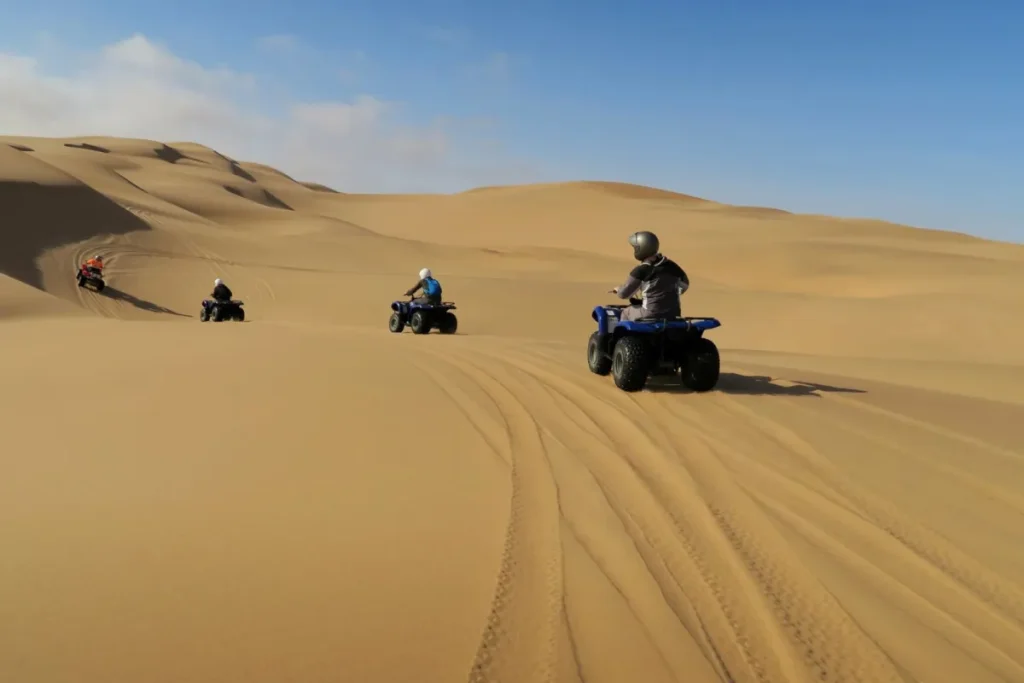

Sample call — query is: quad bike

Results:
[76,265,105,292]
[389,297,458,335]
[587,303,721,392]
[200,298,245,322]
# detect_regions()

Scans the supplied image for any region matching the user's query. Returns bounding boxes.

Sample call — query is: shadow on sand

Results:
[64,142,111,153]
[223,185,293,210]
[0,181,153,290]
[101,286,190,318]
[647,372,866,397]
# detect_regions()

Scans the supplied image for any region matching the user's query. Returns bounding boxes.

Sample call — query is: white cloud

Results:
[0,35,254,144]
[290,97,388,136]
[0,34,534,192]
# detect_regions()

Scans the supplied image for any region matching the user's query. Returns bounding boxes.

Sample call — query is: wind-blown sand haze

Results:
[2,135,1023,683]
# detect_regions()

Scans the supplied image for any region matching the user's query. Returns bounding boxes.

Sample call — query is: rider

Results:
[211,278,233,302]
[609,231,689,321]
[405,268,442,305]
[83,254,104,274]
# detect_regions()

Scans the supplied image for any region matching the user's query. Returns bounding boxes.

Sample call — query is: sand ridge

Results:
[1,135,1023,683]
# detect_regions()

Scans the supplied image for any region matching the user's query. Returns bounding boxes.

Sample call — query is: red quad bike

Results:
[76,265,105,292]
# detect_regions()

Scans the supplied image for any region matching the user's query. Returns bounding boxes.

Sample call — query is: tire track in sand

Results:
[700,395,1024,675]
[494,368,743,682]
[124,204,278,306]
[414,347,570,683]
[620,371,1024,680]
[176,226,278,306]
[488,343,909,683]
[604,393,914,683]
[710,394,1024,621]
[63,237,130,318]
[761,393,1024,521]
[411,335,1020,681]
[411,359,511,469]
[435,344,782,682]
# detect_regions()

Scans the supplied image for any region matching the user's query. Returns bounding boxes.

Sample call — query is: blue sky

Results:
[2,0,1022,241]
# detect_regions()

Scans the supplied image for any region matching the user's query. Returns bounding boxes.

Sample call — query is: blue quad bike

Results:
[389,297,458,335]
[199,298,245,322]
[588,303,722,392]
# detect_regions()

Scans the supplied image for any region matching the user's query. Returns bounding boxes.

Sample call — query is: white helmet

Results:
[419,268,431,279]
[214,278,223,286]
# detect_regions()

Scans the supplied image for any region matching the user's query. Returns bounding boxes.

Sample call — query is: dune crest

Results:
[2,134,1023,683]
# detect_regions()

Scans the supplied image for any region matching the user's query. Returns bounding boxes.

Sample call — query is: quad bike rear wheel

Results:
[438,312,458,334]
[680,337,720,392]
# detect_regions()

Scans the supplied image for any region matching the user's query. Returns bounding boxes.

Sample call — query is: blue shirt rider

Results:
[405,268,443,305]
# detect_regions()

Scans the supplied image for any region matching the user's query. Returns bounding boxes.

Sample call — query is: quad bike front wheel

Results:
[410,311,431,334]
[612,336,650,392]
[199,307,209,322]
[587,332,612,375]
[234,308,245,322]
[389,312,405,333]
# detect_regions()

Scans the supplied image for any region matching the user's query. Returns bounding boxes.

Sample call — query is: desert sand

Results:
[1,135,1023,683]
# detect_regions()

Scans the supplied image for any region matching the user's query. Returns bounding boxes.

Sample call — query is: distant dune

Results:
[2,134,1023,683]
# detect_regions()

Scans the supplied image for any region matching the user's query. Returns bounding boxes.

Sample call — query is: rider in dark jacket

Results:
[212,278,233,302]
[609,231,689,321]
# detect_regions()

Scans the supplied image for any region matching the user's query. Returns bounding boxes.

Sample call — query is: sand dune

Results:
[1,135,1023,683]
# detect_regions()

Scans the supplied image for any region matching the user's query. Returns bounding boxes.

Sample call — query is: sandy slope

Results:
[1,135,1023,683]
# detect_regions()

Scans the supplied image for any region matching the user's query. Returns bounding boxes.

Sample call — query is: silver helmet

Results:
[628,231,659,261]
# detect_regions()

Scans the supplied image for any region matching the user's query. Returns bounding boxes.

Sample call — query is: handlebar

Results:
[604,299,642,308]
